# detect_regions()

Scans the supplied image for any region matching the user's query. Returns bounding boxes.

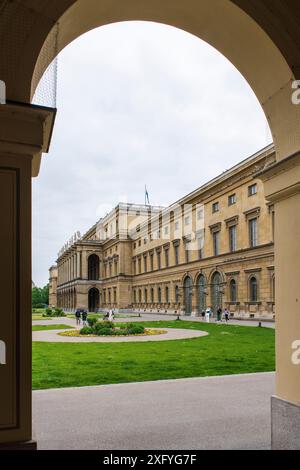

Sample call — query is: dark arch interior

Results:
[88,254,100,280]
[88,288,100,312]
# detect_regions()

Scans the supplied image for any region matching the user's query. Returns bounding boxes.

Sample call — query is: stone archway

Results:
[196,274,207,315]
[183,276,193,316]
[0,0,299,450]
[211,272,223,316]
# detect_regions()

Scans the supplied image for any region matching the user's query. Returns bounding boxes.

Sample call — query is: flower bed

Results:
[58,328,167,338]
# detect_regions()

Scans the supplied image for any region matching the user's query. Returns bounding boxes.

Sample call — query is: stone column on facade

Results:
[0,102,55,448]
[82,251,88,280]
[259,153,300,449]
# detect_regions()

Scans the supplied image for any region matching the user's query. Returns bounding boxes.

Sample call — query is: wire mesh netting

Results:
[0,0,59,108]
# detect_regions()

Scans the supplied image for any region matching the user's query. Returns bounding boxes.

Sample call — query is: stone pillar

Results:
[259,153,300,449]
[82,250,88,280]
[77,251,81,278]
[0,102,55,448]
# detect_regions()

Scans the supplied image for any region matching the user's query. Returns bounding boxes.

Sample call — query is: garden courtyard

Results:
[32,314,275,390]
[32,313,275,449]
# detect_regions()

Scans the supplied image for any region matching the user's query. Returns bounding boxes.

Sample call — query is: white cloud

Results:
[32,21,272,286]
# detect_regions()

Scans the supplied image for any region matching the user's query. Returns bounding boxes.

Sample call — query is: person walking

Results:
[201,309,205,321]
[224,308,230,323]
[81,309,88,326]
[205,307,212,323]
[75,309,81,326]
[108,308,114,322]
[217,307,222,322]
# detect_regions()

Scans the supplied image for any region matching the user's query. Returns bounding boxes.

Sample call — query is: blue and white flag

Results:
[145,185,150,205]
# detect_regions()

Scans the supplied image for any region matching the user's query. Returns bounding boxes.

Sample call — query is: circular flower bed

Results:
[58,321,167,338]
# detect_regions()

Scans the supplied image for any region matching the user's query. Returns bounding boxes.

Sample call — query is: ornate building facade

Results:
[49,144,276,319]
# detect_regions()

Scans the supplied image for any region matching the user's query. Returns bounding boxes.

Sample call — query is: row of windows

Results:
[133,218,259,274]
[133,285,180,304]
[133,275,273,305]
[212,217,258,256]
[212,183,257,213]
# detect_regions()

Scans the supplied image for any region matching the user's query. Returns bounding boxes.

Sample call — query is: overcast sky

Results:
[32,21,272,287]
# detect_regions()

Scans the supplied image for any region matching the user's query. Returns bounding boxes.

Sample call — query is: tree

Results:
[32,284,49,307]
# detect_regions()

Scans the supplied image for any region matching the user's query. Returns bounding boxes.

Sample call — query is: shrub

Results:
[87,316,98,328]
[114,329,129,336]
[80,327,94,335]
[94,322,114,335]
[54,308,65,317]
[102,320,115,329]
[45,308,53,317]
[127,325,145,335]
[96,327,114,336]
[33,303,46,309]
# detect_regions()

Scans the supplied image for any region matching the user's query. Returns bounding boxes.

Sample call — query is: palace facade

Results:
[49,144,276,319]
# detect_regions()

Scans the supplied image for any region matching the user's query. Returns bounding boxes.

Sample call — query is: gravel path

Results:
[32,327,208,343]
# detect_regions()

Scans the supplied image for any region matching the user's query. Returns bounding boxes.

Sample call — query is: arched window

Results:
[197,274,206,313]
[88,254,100,280]
[133,290,136,304]
[230,279,237,302]
[165,286,169,303]
[138,289,142,303]
[175,285,180,304]
[158,287,162,304]
[211,271,222,314]
[183,276,193,315]
[144,288,148,304]
[249,276,258,302]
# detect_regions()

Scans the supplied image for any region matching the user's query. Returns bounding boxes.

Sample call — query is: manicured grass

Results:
[32,320,275,390]
[32,324,74,331]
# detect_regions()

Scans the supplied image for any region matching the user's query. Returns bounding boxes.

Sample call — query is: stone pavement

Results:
[33,372,275,450]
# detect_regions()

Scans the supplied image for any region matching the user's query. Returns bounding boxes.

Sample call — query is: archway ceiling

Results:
[1,0,300,100]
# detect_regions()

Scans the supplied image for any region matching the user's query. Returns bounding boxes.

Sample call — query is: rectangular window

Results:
[197,209,204,221]
[212,202,219,213]
[228,194,236,206]
[185,242,190,263]
[184,216,190,226]
[249,218,258,247]
[174,245,180,265]
[157,252,161,270]
[248,183,257,197]
[138,258,141,274]
[150,254,154,271]
[144,256,147,273]
[229,225,237,252]
[165,249,169,268]
[213,231,220,256]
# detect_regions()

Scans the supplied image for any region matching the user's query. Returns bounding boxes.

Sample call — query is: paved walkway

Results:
[33,372,275,450]
[32,313,275,329]
[32,327,208,343]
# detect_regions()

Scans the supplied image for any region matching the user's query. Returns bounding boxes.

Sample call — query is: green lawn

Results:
[32,320,275,390]
[32,324,74,331]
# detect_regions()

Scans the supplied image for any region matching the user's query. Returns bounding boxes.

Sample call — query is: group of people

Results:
[201,307,230,323]
[75,309,88,326]
[75,308,115,325]
[104,309,115,321]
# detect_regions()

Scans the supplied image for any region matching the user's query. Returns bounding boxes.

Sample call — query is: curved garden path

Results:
[32,327,208,343]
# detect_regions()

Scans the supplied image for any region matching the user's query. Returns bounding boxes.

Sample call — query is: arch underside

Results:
[0,0,299,165]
